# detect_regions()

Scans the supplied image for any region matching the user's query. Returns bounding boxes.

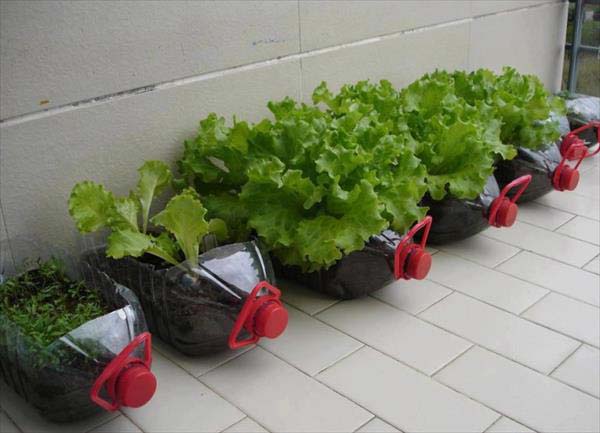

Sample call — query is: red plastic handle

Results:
[488,174,532,227]
[90,332,152,412]
[394,216,432,280]
[561,121,600,160]
[553,142,591,191]
[228,281,282,350]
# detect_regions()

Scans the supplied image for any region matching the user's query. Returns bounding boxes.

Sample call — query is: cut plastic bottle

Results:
[274,216,433,299]
[82,240,288,355]
[422,174,531,244]
[0,249,155,422]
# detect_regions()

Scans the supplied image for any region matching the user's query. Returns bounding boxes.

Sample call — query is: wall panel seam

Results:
[0,1,561,127]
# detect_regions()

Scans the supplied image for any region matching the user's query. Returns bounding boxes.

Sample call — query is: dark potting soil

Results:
[0,261,140,422]
[82,245,258,355]
[274,230,400,299]
[494,143,560,203]
[420,175,499,245]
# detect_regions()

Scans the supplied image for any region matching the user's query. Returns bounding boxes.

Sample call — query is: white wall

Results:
[0,0,568,254]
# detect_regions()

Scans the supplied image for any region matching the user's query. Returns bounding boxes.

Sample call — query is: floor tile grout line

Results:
[414,289,456,316]
[118,410,147,433]
[551,213,579,233]
[371,291,590,377]
[218,416,250,433]
[351,414,377,433]
[430,247,595,307]
[421,275,600,348]
[531,199,599,223]
[479,232,599,269]
[491,247,523,270]
[433,353,541,433]
[492,257,600,309]
[154,353,251,431]
[549,375,600,401]
[552,229,600,247]
[309,299,342,317]
[415,306,581,377]
[582,253,600,269]
[313,343,366,377]
[547,342,583,377]
[424,274,549,316]
[482,414,504,433]
[241,346,380,430]
[517,291,552,317]
[313,294,579,384]
[429,343,475,377]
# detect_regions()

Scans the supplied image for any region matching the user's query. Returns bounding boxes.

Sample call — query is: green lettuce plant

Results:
[452,67,566,150]
[178,98,427,272]
[315,76,515,201]
[69,161,227,267]
[0,258,108,347]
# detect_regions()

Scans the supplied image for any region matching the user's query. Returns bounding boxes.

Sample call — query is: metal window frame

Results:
[566,0,600,92]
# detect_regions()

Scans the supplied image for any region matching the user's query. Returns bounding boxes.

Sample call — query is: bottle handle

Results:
[90,332,153,412]
[394,216,432,280]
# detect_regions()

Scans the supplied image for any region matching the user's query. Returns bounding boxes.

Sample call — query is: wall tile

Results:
[301,21,469,101]
[471,0,559,16]
[469,2,568,91]
[0,59,301,252]
[299,1,471,51]
[0,1,299,119]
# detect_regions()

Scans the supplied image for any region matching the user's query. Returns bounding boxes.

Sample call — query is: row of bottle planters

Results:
[1,119,598,423]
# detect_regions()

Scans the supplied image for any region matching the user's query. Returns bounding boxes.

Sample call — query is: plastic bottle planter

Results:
[0,269,156,422]
[560,121,600,161]
[82,241,288,355]
[495,139,591,203]
[274,216,433,299]
[565,95,599,148]
[422,175,532,245]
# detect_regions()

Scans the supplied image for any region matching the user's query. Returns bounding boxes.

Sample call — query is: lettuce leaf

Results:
[181,96,425,271]
[151,188,210,265]
[68,181,116,233]
[135,160,172,232]
[453,67,566,150]
[70,163,223,267]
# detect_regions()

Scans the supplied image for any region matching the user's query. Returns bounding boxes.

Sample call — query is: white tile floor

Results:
[1,160,599,433]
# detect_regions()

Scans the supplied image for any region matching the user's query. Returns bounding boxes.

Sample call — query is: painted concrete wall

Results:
[0,0,568,255]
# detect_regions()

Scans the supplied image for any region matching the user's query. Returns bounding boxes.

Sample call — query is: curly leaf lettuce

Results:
[135,160,172,232]
[180,97,426,271]
[151,189,210,266]
[69,162,222,267]
[453,67,566,150]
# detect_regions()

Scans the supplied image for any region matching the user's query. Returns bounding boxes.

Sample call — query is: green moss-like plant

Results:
[0,258,109,347]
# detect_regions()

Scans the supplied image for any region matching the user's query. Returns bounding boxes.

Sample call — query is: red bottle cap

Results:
[559,166,580,191]
[406,247,432,280]
[495,198,518,227]
[254,302,289,339]
[115,364,157,408]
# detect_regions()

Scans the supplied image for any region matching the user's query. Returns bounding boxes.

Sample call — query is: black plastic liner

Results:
[0,260,150,422]
[274,219,432,299]
[495,143,562,203]
[422,175,514,245]
[82,240,286,355]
